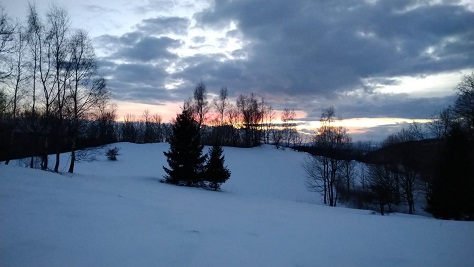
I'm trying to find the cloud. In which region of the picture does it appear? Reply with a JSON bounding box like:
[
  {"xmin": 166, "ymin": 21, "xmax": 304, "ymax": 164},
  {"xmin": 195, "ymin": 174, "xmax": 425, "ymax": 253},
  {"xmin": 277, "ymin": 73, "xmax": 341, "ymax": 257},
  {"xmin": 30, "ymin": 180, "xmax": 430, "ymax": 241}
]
[
  {"xmin": 338, "ymin": 94, "xmax": 457, "ymax": 119},
  {"xmin": 94, "ymin": 0, "xmax": 474, "ymax": 123},
  {"xmin": 117, "ymin": 36, "xmax": 181, "ymax": 62},
  {"xmin": 83, "ymin": 4, "xmax": 120, "ymax": 15},
  {"xmin": 295, "ymin": 92, "xmax": 456, "ymax": 122},
  {"xmin": 196, "ymin": 0, "xmax": 474, "ymax": 95},
  {"xmin": 136, "ymin": 17, "xmax": 190, "ymax": 35},
  {"xmin": 192, "ymin": 36, "xmax": 206, "ymax": 44}
]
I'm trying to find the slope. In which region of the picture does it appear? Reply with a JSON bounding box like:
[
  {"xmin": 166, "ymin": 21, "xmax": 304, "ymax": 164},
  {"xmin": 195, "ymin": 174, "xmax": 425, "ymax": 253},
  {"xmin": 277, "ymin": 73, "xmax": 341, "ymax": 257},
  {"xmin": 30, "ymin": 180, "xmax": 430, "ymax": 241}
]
[{"xmin": 1, "ymin": 143, "xmax": 473, "ymax": 266}]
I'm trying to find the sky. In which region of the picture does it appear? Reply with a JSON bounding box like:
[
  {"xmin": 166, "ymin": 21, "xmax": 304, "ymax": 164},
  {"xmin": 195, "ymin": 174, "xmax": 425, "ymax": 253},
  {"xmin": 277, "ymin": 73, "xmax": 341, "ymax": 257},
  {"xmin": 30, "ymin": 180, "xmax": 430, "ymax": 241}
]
[{"xmin": 2, "ymin": 0, "xmax": 474, "ymax": 141}]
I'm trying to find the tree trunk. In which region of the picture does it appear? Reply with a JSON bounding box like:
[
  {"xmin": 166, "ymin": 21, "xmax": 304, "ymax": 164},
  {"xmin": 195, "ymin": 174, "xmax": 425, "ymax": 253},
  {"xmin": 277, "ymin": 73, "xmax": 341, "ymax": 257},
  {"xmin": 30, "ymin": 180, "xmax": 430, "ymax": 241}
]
[
  {"xmin": 54, "ymin": 132, "xmax": 61, "ymax": 172},
  {"xmin": 68, "ymin": 138, "xmax": 76, "ymax": 173},
  {"xmin": 54, "ymin": 150, "xmax": 60, "ymax": 172},
  {"xmin": 41, "ymin": 137, "xmax": 49, "ymax": 170}
]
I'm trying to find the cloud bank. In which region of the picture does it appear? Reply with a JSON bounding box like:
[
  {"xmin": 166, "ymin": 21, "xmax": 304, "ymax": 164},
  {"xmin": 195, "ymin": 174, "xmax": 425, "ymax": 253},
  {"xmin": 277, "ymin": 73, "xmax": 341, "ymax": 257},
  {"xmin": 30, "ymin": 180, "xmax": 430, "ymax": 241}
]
[{"xmin": 93, "ymin": 0, "xmax": 474, "ymax": 121}]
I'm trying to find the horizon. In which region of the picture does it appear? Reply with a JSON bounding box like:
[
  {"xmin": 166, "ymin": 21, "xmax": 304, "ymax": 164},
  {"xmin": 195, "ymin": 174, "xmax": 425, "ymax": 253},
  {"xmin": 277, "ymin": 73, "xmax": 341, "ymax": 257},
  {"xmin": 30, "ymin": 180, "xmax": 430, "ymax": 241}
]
[{"xmin": 2, "ymin": 0, "xmax": 474, "ymax": 141}]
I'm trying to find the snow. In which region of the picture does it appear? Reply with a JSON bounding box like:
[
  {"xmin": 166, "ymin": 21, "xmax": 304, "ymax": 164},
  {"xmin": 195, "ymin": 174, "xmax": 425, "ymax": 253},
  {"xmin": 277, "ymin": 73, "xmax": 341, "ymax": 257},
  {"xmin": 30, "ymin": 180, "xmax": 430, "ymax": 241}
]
[{"xmin": 1, "ymin": 143, "xmax": 473, "ymax": 266}]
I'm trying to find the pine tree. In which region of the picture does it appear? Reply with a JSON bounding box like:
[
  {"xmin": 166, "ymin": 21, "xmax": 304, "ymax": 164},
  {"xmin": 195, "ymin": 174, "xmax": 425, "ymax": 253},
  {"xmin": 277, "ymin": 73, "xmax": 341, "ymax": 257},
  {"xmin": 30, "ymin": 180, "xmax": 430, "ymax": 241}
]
[
  {"xmin": 163, "ymin": 108, "xmax": 207, "ymax": 186},
  {"xmin": 205, "ymin": 145, "xmax": 231, "ymax": 191}
]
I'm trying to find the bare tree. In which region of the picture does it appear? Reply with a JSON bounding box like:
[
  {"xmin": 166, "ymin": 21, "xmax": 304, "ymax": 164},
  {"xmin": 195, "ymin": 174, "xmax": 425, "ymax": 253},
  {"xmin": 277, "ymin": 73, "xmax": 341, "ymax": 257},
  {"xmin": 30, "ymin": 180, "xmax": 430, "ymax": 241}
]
[
  {"xmin": 152, "ymin": 113, "xmax": 163, "ymax": 142},
  {"xmin": 272, "ymin": 129, "xmax": 284, "ymax": 149},
  {"xmin": 341, "ymin": 159, "xmax": 356, "ymax": 198},
  {"xmin": 262, "ymin": 103, "xmax": 275, "ymax": 144},
  {"xmin": 382, "ymin": 121, "xmax": 425, "ymax": 147},
  {"xmin": 237, "ymin": 93, "xmax": 263, "ymax": 147},
  {"xmin": 9, "ymin": 24, "xmax": 27, "ymax": 119},
  {"xmin": 25, "ymin": 2, "xmax": 41, "ymax": 106},
  {"xmin": 4, "ymin": 23, "xmax": 27, "ymax": 165},
  {"xmin": 25, "ymin": 2, "xmax": 42, "ymax": 168},
  {"xmin": 380, "ymin": 129, "xmax": 422, "ymax": 214},
  {"xmin": 47, "ymin": 4, "xmax": 70, "ymax": 173},
  {"xmin": 281, "ymin": 108, "xmax": 296, "ymax": 147},
  {"xmin": 367, "ymin": 164, "xmax": 398, "ymax": 215},
  {"xmin": 66, "ymin": 29, "xmax": 108, "ymax": 173},
  {"xmin": 141, "ymin": 109, "xmax": 151, "ymax": 143},
  {"xmin": 454, "ymin": 72, "xmax": 474, "ymax": 133},
  {"xmin": 305, "ymin": 107, "xmax": 352, "ymax": 207},
  {"xmin": 213, "ymin": 86, "xmax": 228, "ymax": 125},
  {"xmin": 0, "ymin": 89, "xmax": 6, "ymax": 117},
  {"xmin": 193, "ymin": 81, "xmax": 209, "ymax": 128},
  {"xmin": 37, "ymin": 8, "xmax": 56, "ymax": 170},
  {"xmin": 95, "ymin": 102, "xmax": 116, "ymax": 143},
  {"xmin": 304, "ymin": 154, "xmax": 329, "ymax": 203},
  {"xmin": 0, "ymin": 5, "xmax": 15, "ymax": 83},
  {"xmin": 428, "ymin": 107, "xmax": 456, "ymax": 139},
  {"xmin": 121, "ymin": 114, "xmax": 137, "ymax": 143},
  {"xmin": 226, "ymin": 104, "xmax": 240, "ymax": 146}
]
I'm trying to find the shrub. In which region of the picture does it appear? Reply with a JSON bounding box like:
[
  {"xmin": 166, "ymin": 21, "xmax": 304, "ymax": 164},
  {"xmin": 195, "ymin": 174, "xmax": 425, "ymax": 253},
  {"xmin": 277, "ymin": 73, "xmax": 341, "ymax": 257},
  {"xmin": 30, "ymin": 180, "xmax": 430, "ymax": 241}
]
[{"xmin": 106, "ymin": 147, "xmax": 120, "ymax": 161}]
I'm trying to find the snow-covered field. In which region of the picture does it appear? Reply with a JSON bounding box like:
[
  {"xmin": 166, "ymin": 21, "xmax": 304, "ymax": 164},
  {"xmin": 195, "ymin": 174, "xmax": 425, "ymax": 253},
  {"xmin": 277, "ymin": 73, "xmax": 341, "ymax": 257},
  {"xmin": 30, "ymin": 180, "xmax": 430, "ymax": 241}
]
[{"xmin": 1, "ymin": 143, "xmax": 473, "ymax": 266}]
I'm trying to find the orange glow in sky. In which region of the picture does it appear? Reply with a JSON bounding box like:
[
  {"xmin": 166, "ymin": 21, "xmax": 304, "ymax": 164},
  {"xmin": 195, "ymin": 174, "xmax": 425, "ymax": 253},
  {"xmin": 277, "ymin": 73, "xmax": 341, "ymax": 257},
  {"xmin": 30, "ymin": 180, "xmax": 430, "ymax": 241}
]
[
  {"xmin": 113, "ymin": 101, "xmax": 182, "ymax": 122},
  {"xmin": 114, "ymin": 100, "xmax": 431, "ymax": 140}
]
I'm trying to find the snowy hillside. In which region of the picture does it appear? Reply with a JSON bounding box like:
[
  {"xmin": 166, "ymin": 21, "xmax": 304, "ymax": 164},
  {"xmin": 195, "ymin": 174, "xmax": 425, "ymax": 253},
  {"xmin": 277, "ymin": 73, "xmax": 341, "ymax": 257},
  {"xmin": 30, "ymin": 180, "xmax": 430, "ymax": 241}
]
[{"xmin": 1, "ymin": 143, "xmax": 473, "ymax": 266}]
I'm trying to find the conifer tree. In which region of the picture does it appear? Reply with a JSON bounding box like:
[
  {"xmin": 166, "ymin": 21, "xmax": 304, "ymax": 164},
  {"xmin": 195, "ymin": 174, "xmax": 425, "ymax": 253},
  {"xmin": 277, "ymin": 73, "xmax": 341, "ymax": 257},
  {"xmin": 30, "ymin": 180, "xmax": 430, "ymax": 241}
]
[
  {"xmin": 163, "ymin": 107, "xmax": 206, "ymax": 186},
  {"xmin": 205, "ymin": 145, "xmax": 231, "ymax": 190}
]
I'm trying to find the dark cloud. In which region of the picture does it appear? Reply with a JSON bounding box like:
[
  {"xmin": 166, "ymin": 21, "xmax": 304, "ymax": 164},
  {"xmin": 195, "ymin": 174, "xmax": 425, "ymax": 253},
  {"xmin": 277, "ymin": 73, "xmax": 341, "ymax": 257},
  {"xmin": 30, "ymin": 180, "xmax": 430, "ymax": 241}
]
[
  {"xmin": 136, "ymin": 17, "xmax": 190, "ymax": 35},
  {"xmin": 339, "ymin": 94, "xmax": 457, "ymax": 119},
  {"xmin": 196, "ymin": 0, "xmax": 474, "ymax": 96},
  {"xmin": 102, "ymin": 61, "xmax": 170, "ymax": 102},
  {"xmin": 296, "ymin": 93, "xmax": 456, "ymax": 122},
  {"xmin": 118, "ymin": 36, "xmax": 181, "ymax": 62},
  {"xmin": 95, "ymin": 27, "xmax": 185, "ymax": 103},
  {"xmin": 96, "ymin": 33, "xmax": 182, "ymax": 61},
  {"xmin": 93, "ymin": 0, "xmax": 473, "ymax": 124}
]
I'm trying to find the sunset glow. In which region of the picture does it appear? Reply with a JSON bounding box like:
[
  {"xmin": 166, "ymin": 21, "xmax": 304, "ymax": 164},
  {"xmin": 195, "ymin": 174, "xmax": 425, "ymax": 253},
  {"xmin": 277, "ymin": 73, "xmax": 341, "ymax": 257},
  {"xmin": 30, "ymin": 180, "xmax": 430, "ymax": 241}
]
[{"xmin": 3, "ymin": 0, "xmax": 469, "ymax": 141}]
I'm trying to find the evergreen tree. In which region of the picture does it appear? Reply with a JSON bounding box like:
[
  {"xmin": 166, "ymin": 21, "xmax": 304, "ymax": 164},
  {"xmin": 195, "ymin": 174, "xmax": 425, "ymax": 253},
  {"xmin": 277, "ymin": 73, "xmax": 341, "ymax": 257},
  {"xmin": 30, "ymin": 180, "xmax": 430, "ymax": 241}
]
[
  {"xmin": 205, "ymin": 145, "xmax": 231, "ymax": 190},
  {"xmin": 163, "ymin": 108, "xmax": 206, "ymax": 186}
]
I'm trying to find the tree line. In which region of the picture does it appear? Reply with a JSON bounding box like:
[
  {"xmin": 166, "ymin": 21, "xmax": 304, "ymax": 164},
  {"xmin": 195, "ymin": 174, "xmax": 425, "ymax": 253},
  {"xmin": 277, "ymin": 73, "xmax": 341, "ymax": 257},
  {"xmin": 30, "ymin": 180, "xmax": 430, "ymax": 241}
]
[
  {"xmin": 303, "ymin": 73, "xmax": 474, "ymax": 220},
  {"xmin": 0, "ymin": 4, "xmax": 112, "ymax": 173},
  {"xmin": 182, "ymin": 81, "xmax": 304, "ymax": 148}
]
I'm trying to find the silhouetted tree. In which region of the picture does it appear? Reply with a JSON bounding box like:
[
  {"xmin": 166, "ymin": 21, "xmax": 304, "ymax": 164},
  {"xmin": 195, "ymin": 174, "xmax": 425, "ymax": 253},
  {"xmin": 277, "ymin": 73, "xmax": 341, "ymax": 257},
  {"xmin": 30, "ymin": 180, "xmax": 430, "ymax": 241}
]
[
  {"xmin": 94, "ymin": 102, "xmax": 116, "ymax": 144},
  {"xmin": 225, "ymin": 104, "xmax": 240, "ymax": 146},
  {"xmin": 66, "ymin": 29, "xmax": 108, "ymax": 173},
  {"xmin": 0, "ymin": 5, "xmax": 15, "ymax": 82},
  {"xmin": 193, "ymin": 81, "xmax": 209, "ymax": 128},
  {"xmin": 121, "ymin": 114, "xmax": 137, "ymax": 142},
  {"xmin": 453, "ymin": 72, "xmax": 474, "ymax": 134},
  {"xmin": 142, "ymin": 109, "xmax": 154, "ymax": 143},
  {"xmin": 4, "ymin": 23, "xmax": 27, "ymax": 165},
  {"xmin": 367, "ymin": 164, "xmax": 397, "ymax": 215},
  {"xmin": 428, "ymin": 107, "xmax": 456, "ymax": 139},
  {"xmin": 427, "ymin": 124, "xmax": 474, "ymax": 219},
  {"xmin": 163, "ymin": 107, "xmax": 206, "ymax": 186},
  {"xmin": 204, "ymin": 145, "xmax": 231, "ymax": 190},
  {"xmin": 262, "ymin": 103, "xmax": 275, "ymax": 144},
  {"xmin": 282, "ymin": 108, "xmax": 296, "ymax": 147},
  {"xmin": 213, "ymin": 86, "xmax": 228, "ymax": 126},
  {"xmin": 237, "ymin": 93, "xmax": 262, "ymax": 147},
  {"xmin": 305, "ymin": 107, "xmax": 352, "ymax": 207}
]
